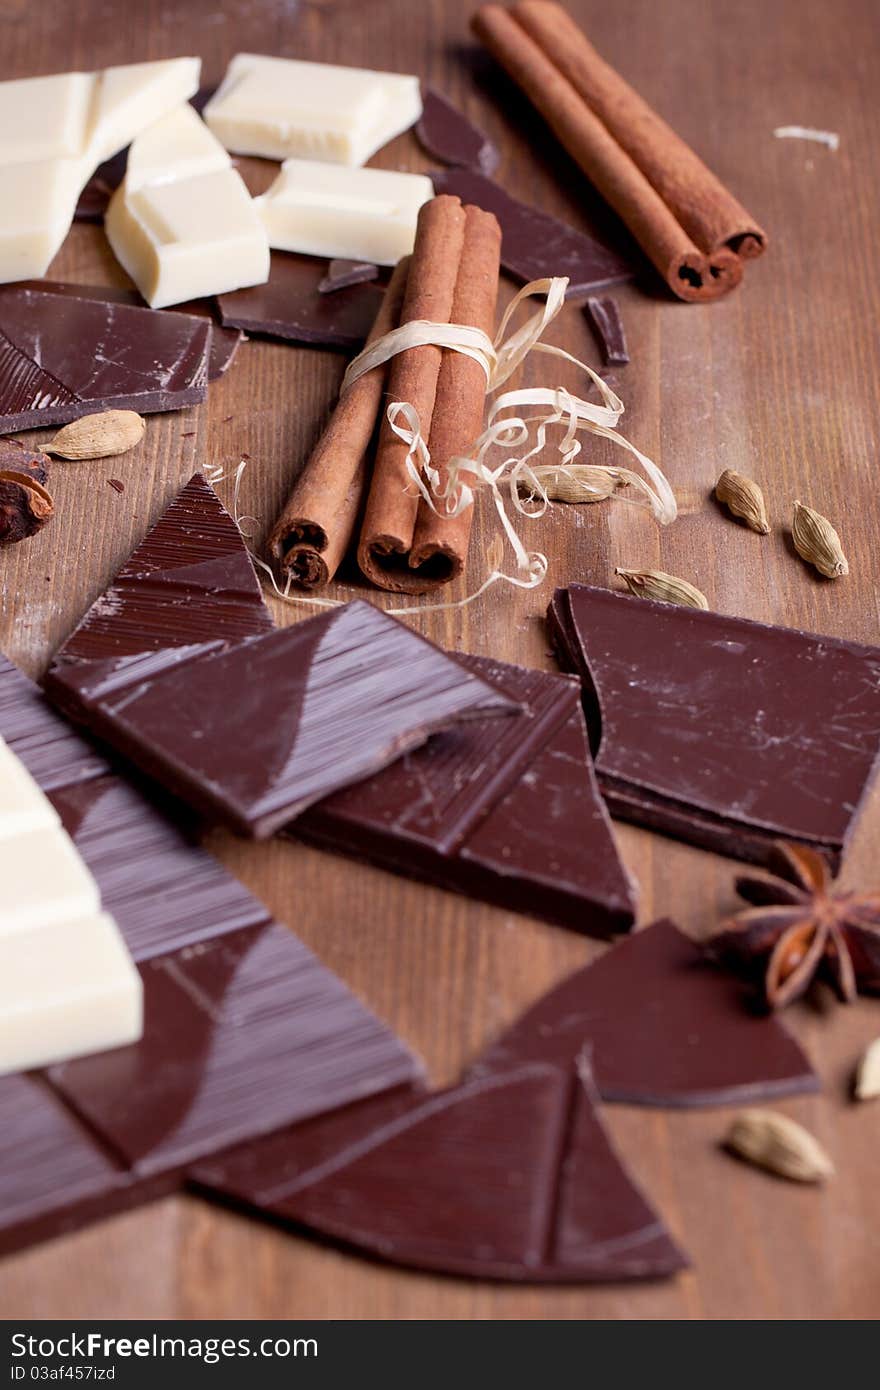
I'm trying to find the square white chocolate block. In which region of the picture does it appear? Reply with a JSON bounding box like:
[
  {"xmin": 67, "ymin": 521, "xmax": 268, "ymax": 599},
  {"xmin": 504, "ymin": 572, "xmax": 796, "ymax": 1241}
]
[
  {"xmin": 204, "ymin": 54, "xmax": 422, "ymax": 166},
  {"xmin": 0, "ymin": 911, "xmax": 143, "ymax": 1076},
  {"xmin": 257, "ymin": 159, "xmax": 433, "ymax": 265},
  {"xmin": 0, "ymin": 738, "xmax": 60, "ymax": 839},
  {"xmin": 0, "ymin": 826, "xmax": 100, "ymax": 936},
  {"xmin": 107, "ymin": 164, "xmax": 270, "ymax": 308},
  {"xmin": 0, "ymin": 72, "xmax": 93, "ymax": 163},
  {"xmin": 0, "ymin": 158, "xmax": 86, "ymax": 283},
  {"xmin": 126, "ymin": 103, "xmax": 230, "ymax": 192},
  {"xmin": 88, "ymin": 57, "xmax": 201, "ymax": 163}
]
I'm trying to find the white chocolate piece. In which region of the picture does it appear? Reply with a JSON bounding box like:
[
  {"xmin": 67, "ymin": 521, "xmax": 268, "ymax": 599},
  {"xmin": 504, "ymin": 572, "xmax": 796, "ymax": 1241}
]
[
  {"xmin": 0, "ymin": 57, "xmax": 201, "ymax": 283},
  {"xmin": 257, "ymin": 159, "xmax": 432, "ymax": 266},
  {"xmin": 0, "ymin": 911, "xmax": 143, "ymax": 1076},
  {"xmin": 204, "ymin": 53, "xmax": 422, "ymax": 167},
  {"xmin": 125, "ymin": 103, "xmax": 229, "ymax": 192},
  {"xmin": 0, "ymin": 737, "xmax": 60, "ymax": 838},
  {"xmin": 106, "ymin": 110, "xmax": 269, "ymax": 308},
  {"xmin": 0, "ymin": 826, "xmax": 100, "ymax": 936}
]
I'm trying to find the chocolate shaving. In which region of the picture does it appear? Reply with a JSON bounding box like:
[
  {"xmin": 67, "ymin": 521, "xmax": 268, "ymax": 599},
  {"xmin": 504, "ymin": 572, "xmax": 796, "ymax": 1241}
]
[{"xmin": 585, "ymin": 295, "xmax": 629, "ymax": 365}]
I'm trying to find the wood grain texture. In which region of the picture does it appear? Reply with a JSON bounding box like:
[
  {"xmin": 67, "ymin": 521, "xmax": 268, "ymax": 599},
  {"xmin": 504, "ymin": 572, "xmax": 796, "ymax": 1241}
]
[{"xmin": 1, "ymin": 0, "xmax": 879, "ymax": 1320}]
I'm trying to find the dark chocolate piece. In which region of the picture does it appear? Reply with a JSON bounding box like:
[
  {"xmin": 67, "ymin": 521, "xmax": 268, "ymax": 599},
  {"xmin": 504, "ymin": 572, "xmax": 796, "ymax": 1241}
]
[
  {"xmin": 0, "ymin": 1072, "xmax": 172, "ymax": 1259},
  {"xmin": 18, "ymin": 280, "xmax": 244, "ymax": 382},
  {"xmin": 585, "ymin": 295, "xmax": 629, "ymax": 365},
  {"xmin": 416, "ymin": 88, "xmax": 500, "ymax": 175},
  {"xmin": 218, "ymin": 252, "xmax": 385, "ymax": 349},
  {"xmin": 471, "ymin": 918, "xmax": 818, "ymax": 1107},
  {"xmin": 431, "ymin": 167, "xmax": 634, "ymax": 295},
  {"xmin": 0, "ymin": 287, "xmax": 210, "ymax": 433},
  {"xmin": 190, "ymin": 1063, "xmax": 687, "ymax": 1282},
  {"xmin": 318, "ymin": 259, "xmax": 380, "ymax": 293},
  {"xmin": 49, "ymin": 921, "xmax": 422, "ymax": 1177},
  {"xmin": 297, "ymin": 654, "xmax": 636, "ymax": 938},
  {"xmin": 46, "ymin": 475, "xmax": 517, "ymax": 837},
  {"xmin": 0, "ymin": 653, "xmax": 108, "ymax": 793},
  {"xmin": 549, "ymin": 584, "xmax": 880, "ymax": 873}
]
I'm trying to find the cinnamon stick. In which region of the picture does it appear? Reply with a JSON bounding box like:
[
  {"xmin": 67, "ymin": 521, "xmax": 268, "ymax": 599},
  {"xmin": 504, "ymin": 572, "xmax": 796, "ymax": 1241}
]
[
  {"xmin": 266, "ymin": 257, "xmax": 410, "ymax": 589},
  {"xmin": 473, "ymin": 2, "xmax": 765, "ymax": 301},
  {"xmin": 409, "ymin": 203, "xmax": 502, "ymax": 583},
  {"xmin": 357, "ymin": 195, "xmax": 468, "ymax": 593}
]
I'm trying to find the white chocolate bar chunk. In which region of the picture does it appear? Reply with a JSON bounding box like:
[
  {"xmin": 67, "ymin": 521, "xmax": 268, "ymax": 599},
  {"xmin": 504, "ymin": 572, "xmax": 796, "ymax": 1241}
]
[
  {"xmin": 0, "ymin": 826, "xmax": 100, "ymax": 936},
  {"xmin": 106, "ymin": 110, "xmax": 269, "ymax": 308},
  {"xmin": 204, "ymin": 53, "xmax": 422, "ymax": 167},
  {"xmin": 0, "ymin": 911, "xmax": 143, "ymax": 1076},
  {"xmin": 257, "ymin": 159, "xmax": 432, "ymax": 266},
  {"xmin": 0, "ymin": 737, "xmax": 60, "ymax": 838},
  {"xmin": 0, "ymin": 56, "xmax": 200, "ymax": 283}
]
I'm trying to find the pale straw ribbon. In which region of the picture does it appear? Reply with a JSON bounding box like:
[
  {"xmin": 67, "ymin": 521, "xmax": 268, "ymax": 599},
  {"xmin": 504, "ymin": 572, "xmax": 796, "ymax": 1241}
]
[{"xmin": 212, "ymin": 276, "xmax": 677, "ymax": 616}]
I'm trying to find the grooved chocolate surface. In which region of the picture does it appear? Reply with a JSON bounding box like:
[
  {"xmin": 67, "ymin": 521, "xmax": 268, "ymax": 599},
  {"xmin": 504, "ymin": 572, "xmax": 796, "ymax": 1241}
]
[
  {"xmin": 0, "ymin": 287, "xmax": 210, "ymax": 432},
  {"xmin": 431, "ymin": 167, "xmax": 634, "ymax": 293},
  {"xmin": 190, "ymin": 1063, "xmax": 687, "ymax": 1282},
  {"xmin": 549, "ymin": 585, "xmax": 880, "ymax": 872},
  {"xmin": 218, "ymin": 253, "xmax": 385, "ymax": 349},
  {"xmin": 297, "ymin": 654, "xmax": 636, "ymax": 937},
  {"xmin": 470, "ymin": 918, "xmax": 818, "ymax": 1107}
]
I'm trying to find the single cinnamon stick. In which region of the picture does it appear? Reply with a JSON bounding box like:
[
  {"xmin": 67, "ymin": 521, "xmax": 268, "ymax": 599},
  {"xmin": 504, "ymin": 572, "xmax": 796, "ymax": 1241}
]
[
  {"xmin": 357, "ymin": 195, "xmax": 468, "ymax": 592},
  {"xmin": 266, "ymin": 257, "xmax": 410, "ymax": 589},
  {"xmin": 472, "ymin": 3, "xmax": 757, "ymax": 301},
  {"xmin": 409, "ymin": 203, "xmax": 502, "ymax": 583}
]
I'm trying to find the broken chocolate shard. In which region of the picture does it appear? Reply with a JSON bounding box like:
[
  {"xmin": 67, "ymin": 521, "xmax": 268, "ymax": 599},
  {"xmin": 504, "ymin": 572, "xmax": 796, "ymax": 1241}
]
[
  {"xmin": 416, "ymin": 88, "xmax": 500, "ymax": 175},
  {"xmin": 431, "ymin": 167, "xmax": 634, "ymax": 294},
  {"xmin": 0, "ymin": 1071, "xmax": 171, "ymax": 1259},
  {"xmin": 297, "ymin": 653, "xmax": 636, "ymax": 938},
  {"xmin": 46, "ymin": 476, "xmax": 517, "ymax": 838},
  {"xmin": 218, "ymin": 252, "xmax": 385, "ymax": 349},
  {"xmin": 18, "ymin": 280, "xmax": 244, "ymax": 382},
  {"xmin": 318, "ymin": 259, "xmax": 380, "ymax": 293},
  {"xmin": 585, "ymin": 295, "xmax": 629, "ymax": 365},
  {"xmin": 49, "ymin": 921, "xmax": 422, "ymax": 1178},
  {"xmin": 190, "ymin": 1062, "xmax": 687, "ymax": 1282},
  {"xmin": 470, "ymin": 918, "xmax": 818, "ymax": 1107},
  {"xmin": 0, "ymin": 287, "xmax": 210, "ymax": 434},
  {"xmin": 549, "ymin": 584, "xmax": 880, "ymax": 873}
]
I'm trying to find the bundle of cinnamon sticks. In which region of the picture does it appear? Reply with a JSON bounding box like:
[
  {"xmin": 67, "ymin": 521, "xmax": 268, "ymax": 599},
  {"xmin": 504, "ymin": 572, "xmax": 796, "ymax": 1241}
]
[
  {"xmin": 267, "ymin": 194, "xmax": 502, "ymax": 596},
  {"xmin": 472, "ymin": 1, "xmax": 766, "ymax": 302}
]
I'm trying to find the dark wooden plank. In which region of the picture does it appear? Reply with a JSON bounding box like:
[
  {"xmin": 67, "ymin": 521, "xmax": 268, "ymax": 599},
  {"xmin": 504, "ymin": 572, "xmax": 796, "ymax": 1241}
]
[{"xmin": 1, "ymin": 0, "xmax": 879, "ymax": 1320}]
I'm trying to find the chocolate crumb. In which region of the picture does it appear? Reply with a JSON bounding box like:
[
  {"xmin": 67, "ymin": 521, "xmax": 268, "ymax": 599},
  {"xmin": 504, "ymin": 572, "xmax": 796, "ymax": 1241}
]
[{"xmin": 108, "ymin": 479, "xmax": 125, "ymax": 494}]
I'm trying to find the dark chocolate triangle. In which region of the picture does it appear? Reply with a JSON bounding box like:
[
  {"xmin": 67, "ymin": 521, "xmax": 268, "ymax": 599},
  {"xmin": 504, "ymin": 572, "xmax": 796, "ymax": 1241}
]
[
  {"xmin": 190, "ymin": 1063, "xmax": 686, "ymax": 1282},
  {"xmin": 470, "ymin": 918, "xmax": 818, "ymax": 1107},
  {"xmin": 416, "ymin": 88, "xmax": 500, "ymax": 175},
  {"xmin": 0, "ymin": 286, "xmax": 210, "ymax": 431},
  {"xmin": 296, "ymin": 654, "xmax": 636, "ymax": 937},
  {"xmin": 549, "ymin": 584, "xmax": 880, "ymax": 872}
]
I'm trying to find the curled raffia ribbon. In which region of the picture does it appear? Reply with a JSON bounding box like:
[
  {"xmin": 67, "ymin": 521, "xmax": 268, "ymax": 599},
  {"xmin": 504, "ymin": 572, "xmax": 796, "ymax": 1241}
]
[{"xmin": 341, "ymin": 275, "xmax": 677, "ymax": 594}]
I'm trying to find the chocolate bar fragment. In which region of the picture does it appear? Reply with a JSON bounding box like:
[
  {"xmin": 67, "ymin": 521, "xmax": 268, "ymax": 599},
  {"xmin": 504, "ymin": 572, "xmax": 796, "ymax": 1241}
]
[
  {"xmin": 17, "ymin": 280, "xmax": 244, "ymax": 382},
  {"xmin": 217, "ymin": 252, "xmax": 385, "ymax": 349},
  {"xmin": 416, "ymin": 88, "xmax": 500, "ymax": 175},
  {"xmin": 46, "ymin": 475, "xmax": 518, "ymax": 838},
  {"xmin": 318, "ymin": 259, "xmax": 380, "ymax": 293},
  {"xmin": 191, "ymin": 1061, "xmax": 687, "ymax": 1282},
  {"xmin": 48, "ymin": 921, "xmax": 421, "ymax": 1177},
  {"xmin": 0, "ymin": 1072, "xmax": 172, "ymax": 1259},
  {"xmin": 296, "ymin": 655, "xmax": 637, "ymax": 938},
  {"xmin": 549, "ymin": 585, "xmax": 880, "ymax": 873},
  {"xmin": 470, "ymin": 918, "xmax": 817, "ymax": 1106},
  {"xmin": 0, "ymin": 286, "xmax": 210, "ymax": 433},
  {"xmin": 584, "ymin": 295, "xmax": 629, "ymax": 365},
  {"xmin": 431, "ymin": 167, "xmax": 634, "ymax": 294}
]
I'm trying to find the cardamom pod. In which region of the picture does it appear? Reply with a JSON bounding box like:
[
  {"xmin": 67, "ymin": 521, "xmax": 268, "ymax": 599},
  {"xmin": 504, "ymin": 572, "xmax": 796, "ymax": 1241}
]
[
  {"xmin": 724, "ymin": 1109, "xmax": 833, "ymax": 1183},
  {"xmin": 521, "ymin": 465, "xmax": 628, "ymax": 504},
  {"xmin": 47, "ymin": 410, "xmax": 145, "ymax": 461},
  {"xmin": 615, "ymin": 567, "xmax": 709, "ymax": 610},
  {"xmin": 792, "ymin": 500, "xmax": 848, "ymax": 578},
  {"xmin": 854, "ymin": 1037, "xmax": 880, "ymax": 1101},
  {"xmin": 715, "ymin": 468, "xmax": 770, "ymax": 534}
]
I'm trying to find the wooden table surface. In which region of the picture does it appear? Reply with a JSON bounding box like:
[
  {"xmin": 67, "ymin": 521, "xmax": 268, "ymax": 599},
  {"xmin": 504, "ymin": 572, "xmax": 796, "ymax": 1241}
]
[{"xmin": 1, "ymin": 0, "xmax": 879, "ymax": 1321}]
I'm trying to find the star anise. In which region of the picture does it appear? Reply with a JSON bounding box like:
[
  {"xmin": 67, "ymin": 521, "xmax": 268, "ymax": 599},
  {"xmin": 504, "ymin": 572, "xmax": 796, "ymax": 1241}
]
[{"xmin": 709, "ymin": 842, "xmax": 880, "ymax": 1010}]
